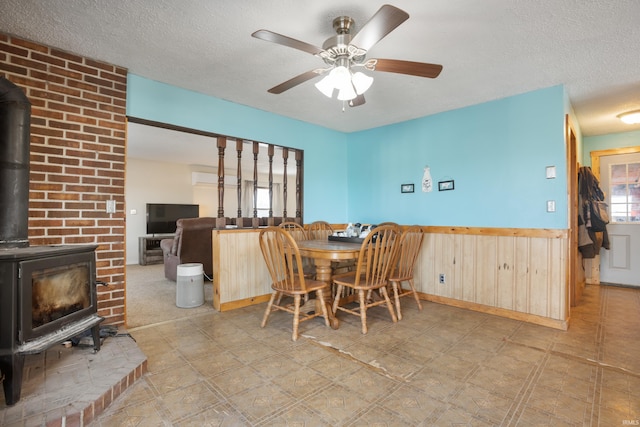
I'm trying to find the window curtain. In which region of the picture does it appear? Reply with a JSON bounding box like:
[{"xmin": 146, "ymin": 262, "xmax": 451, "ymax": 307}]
[
  {"xmin": 272, "ymin": 183, "xmax": 282, "ymax": 216},
  {"xmin": 242, "ymin": 181, "xmax": 282, "ymax": 217},
  {"xmin": 242, "ymin": 180, "xmax": 254, "ymax": 217}
]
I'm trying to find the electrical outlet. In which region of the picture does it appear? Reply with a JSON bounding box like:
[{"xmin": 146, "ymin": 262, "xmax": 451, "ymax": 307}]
[
  {"xmin": 439, "ymin": 273, "xmax": 446, "ymax": 284},
  {"xmin": 546, "ymin": 200, "xmax": 556, "ymax": 212}
]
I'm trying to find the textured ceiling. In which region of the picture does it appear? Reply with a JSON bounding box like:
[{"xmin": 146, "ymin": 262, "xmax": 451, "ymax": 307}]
[{"xmin": 2, "ymin": 0, "xmax": 640, "ymax": 140}]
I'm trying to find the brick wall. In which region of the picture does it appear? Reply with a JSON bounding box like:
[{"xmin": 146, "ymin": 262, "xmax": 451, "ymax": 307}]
[{"xmin": 0, "ymin": 33, "xmax": 127, "ymax": 325}]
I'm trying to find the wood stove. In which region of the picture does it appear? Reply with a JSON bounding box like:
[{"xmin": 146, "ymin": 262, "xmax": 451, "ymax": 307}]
[
  {"xmin": 0, "ymin": 245, "xmax": 103, "ymax": 406},
  {"xmin": 0, "ymin": 77, "xmax": 104, "ymax": 406}
]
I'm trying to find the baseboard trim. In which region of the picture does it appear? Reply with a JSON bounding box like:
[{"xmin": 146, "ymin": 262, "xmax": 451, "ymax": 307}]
[
  {"xmin": 219, "ymin": 290, "xmax": 570, "ymax": 330},
  {"xmin": 419, "ymin": 292, "xmax": 569, "ymax": 331},
  {"xmin": 600, "ymin": 282, "xmax": 640, "ymax": 289},
  {"xmin": 219, "ymin": 294, "xmax": 271, "ymax": 311}
]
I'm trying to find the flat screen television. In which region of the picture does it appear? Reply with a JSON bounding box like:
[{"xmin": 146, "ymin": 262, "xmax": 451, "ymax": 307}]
[{"xmin": 146, "ymin": 203, "xmax": 199, "ymax": 235}]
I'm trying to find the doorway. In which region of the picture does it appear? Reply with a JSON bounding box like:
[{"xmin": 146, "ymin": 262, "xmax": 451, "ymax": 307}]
[
  {"xmin": 591, "ymin": 147, "xmax": 640, "ymax": 288},
  {"xmin": 566, "ymin": 116, "xmax": 581, "ymax": 306}
]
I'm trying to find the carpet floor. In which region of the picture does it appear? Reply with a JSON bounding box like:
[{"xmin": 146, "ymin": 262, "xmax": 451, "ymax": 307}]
[{"xmin": 125, "ymin": 264, "xmax": 216, "ymax": 329}]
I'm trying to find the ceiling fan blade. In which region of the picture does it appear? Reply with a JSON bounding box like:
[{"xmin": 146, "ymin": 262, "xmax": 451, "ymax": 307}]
[
  {"xmin": 350, "ymin": 5, "xmax": 409, "ymax": 52},
  {"xmin": 252, "ymin": 29, "xmax": 325, "ymax": 56},
  {"xmin": 267, "ymin": 70, "xmax": 322, "ymax": 94},
  {"xmin": 367, "ymin": 59, "xmax": 443, "ymax": 78},
  {"xmin": 349, "ymin": 94, "xmax": 366, "ymax": 107}
]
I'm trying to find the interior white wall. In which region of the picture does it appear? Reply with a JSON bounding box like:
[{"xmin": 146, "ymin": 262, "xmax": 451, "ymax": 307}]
[{"xmin": 125, "ymin": 158, "xmax": 194, "ymax": 265}]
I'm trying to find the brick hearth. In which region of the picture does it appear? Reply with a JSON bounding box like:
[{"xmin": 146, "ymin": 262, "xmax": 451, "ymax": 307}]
[{"xmin": 0, "ymin": 330, "xmax": 146, "ymax": 426}]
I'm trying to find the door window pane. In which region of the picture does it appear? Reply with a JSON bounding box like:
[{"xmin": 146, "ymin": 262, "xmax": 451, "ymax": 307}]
[
  {"xmin": 630, "ymin": 184, "xmax": 640, "ymax": 203},
  {"xmin": 611, "ymin": 164, "xmax": 627, "ymax": 184},
  {"xmin": 631, "ymin": 203, "xmax": 640, "ymax": 222},
  {"xmin": 611, "ymin": 184, "xmax": 627, "ymax": 201},
  {"xmin": 609, "ymin": 162, "xmax": 640, "ymax": 223},
  {"xmin": 629, "ymin": 163, "xmax": 640, "ymax": 182}
]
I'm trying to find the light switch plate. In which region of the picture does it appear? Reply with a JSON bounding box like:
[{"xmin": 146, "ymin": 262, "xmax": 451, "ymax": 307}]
[
  {"xmin": 546, "ymin": 166, "xmax": 556, "ymax": 179},
  {"xmin": 106, "ymin": 199, "xmax": 116, "ymax": 213}
]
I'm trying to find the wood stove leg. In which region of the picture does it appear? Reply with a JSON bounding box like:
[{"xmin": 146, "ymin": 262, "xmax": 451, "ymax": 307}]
[
  {"xmin": 91, "ymin": 325, "xmax": 101, "ymax": 352},
  {"xmin": 0, "ymin": 353, "xmax": 25, "ymax": 406}
]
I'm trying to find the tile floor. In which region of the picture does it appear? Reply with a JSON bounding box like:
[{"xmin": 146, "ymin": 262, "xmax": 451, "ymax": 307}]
[{"xmin": 90, "ymin": 283, "xmax": 640, "ymax": 426}]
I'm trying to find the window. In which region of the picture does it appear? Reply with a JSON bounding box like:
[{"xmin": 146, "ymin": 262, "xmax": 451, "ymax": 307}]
[
  {"xmin": 256, "ymin": 187, "xmax": 270, "ymax": 217},
  {"xmin": 609, "ymin": 162, "xmax": 640, "ymax": 223}
]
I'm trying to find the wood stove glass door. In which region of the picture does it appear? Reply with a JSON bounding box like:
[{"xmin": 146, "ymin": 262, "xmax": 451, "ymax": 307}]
[{"xmin": 19, "ymin": 251, "xmax": 96, "ymax": 341}]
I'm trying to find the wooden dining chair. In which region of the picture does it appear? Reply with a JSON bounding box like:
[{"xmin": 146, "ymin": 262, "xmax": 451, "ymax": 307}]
[
  {"xmin": 279, "ymin": 221, "xmax": 307, "ymax": 241},
  {"xmin": 388, "ymin": 225, "xmax": 425, "ymax": 320},
  {"xmin": 259, "ymin": 227, "xmax": 330, "ymax": 341},
  {"xmin": 307, "ymin": 220, "xmax": 334, "ymax": 240},
  {"xmin": 360, "ymin": 222, "xmax": 399, "ymax": 301},
  {"xmin": 332, "ymin": 225, "xmax": 400, "ymax": 334},
  {"xmin": 377, "ymin": 221, "xmax": 400, "ymax": 231},
  {"xmin": 279, "ymin": 221, "xmax": 315, "ymax": 279}
]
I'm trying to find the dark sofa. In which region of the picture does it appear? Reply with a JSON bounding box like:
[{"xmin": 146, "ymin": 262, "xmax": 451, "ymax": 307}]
[{"xmin": 160, "ymin": 217, "xmax": 219, "ymax": 282}]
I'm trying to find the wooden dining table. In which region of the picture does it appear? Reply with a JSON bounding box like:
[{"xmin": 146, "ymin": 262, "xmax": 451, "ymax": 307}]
[{"xmin": 296, "ymin": 238, "xmax": 362, "ymax": 329}]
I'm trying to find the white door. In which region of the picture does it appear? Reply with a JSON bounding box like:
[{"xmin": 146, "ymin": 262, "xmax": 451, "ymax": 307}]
[{"xmin": 598, "ymin": 153, "xmax": 640, "ymax": 287}]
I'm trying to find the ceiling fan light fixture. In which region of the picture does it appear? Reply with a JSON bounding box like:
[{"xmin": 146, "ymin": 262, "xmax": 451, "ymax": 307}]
[
  {"xmin": 314, "ymin": 75, "xmax": 335, "ymax": 97},
  {"xmin": 315, "ymin": 66, "xmax": 372, "ymax": 101},
  {"xmin": 617, "ymin": 110, "xmax": 640, "ymax": 124},
  {"xmin": 351, "ymin": 71, "xmax": 373, "ymax": 95},
  {"xmin": 337, "ymin": 83, "xmax": 357, "ymax": 101},
  {"xmin": 315, "ymin": 65, "xmax": 360, "ymax": 100},
  {"xmin": 331, "ymin": 65, "xmax": 351, "ymax": 88},
  {"xmin": 333, "ymin": 65, "xmax": 357, "ymax": 100}
]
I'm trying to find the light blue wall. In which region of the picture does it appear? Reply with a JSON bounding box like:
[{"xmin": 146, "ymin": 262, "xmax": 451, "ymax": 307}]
[
  {"xmin": 126, "ymin": 74, "xmax": 349, "ymax": 223},
  {"xmin": 127, "ymin": 75, "xmax": 569, "ymax": 228},
  {"xmin": 582, "ymin": 129, "xmax": 640, "ymax": 167},
  {"xmin": 346, "ymin": 86, "xmax": 568, "ymax": 228}
]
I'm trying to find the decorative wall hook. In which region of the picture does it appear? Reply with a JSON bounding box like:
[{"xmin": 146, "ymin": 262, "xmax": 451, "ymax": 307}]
[{"xmin": 422, "ymin": 166, "xmax": 433, "ymax": 193}]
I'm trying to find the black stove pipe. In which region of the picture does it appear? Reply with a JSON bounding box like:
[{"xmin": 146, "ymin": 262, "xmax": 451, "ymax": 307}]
[{"xmin": 0, "ymin": 77, "xmax": 31, "ymax": 249}]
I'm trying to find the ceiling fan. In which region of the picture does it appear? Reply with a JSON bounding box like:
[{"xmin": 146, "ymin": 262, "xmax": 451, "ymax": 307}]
[{"xmin": 251, "ymin": 4, "xmax": 443, "ymax": 107}]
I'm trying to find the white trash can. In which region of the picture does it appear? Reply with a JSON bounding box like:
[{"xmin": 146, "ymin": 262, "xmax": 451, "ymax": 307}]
[{"xmin": 176, "ymin": 263, "xmax": 204, "ymax": 308}]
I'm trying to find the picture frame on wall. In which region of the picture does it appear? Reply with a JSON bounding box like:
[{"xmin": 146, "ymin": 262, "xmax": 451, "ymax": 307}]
[
  {"xmin": 438, "ymin": 180, "xmax": 455, "ymax": 191},
  {"xmin": 401, "ymin": 183, "xmax": 414, "ymax": 193}
]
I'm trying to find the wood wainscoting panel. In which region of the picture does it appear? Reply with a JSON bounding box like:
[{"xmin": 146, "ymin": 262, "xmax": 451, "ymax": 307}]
[
  {"xmin": 212, "ymin": 229, "xmax": 272, "ymax": 311},
  {"xmin": 528, "ymin": 237, "xmax": 551, "ymax": 317},
  {"xmin": 514, "ymin": 236, "xmax": 531, "ymax": 314},
  {"xmin": 550, "ymin": 237, "xmax": 568, "ymax": 319},
  {"xmin": 210, "ymin": 225, "xmax": 569, "ymax": 329},
  {"xmin": 460, "ymin": 233, "xmax": 476, "ymax": 302},
  {"xmin": 415, "ymin": 227, "xmax": 569, "ymax": 329},
  {"xmin": 476, "ymin": 235, "xmax": 498, "ymax": 307},
  {"xmin": 497, "ymin": 235, "xmax": 516, "ymax": 310}
]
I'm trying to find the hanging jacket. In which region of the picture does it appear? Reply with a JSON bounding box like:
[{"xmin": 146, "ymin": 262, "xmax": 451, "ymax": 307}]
[{"xmin": 578, "ymin": 166, "xmax": 610, "ymax": 258}]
